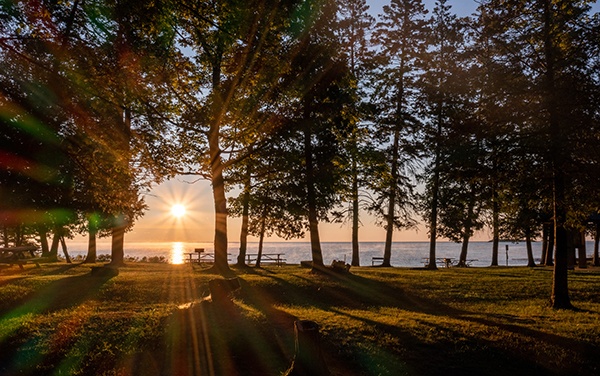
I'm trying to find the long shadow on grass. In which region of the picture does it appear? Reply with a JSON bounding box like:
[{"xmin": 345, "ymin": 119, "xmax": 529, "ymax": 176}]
[
  {"xmin": 0, "ymin": 272, "xmax": 116, "ymax": 376},
  {"xmin": 235, "ymin": 269, "xmax": 598, "ymax": 376},
  {"xmin": 159, "ymin": 296, "xmax": 294, "ymax": 376}
]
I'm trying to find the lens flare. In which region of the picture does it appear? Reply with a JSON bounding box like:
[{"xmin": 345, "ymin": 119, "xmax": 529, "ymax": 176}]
[{"xmin": 171, "ymin": 204, "xmax": 186, "ymax": 218}]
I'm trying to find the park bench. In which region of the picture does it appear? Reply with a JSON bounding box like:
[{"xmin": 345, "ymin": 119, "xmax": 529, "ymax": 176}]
[{"xmin": 372, "ymin": 256, "xmax": 385, "ymax": 266}]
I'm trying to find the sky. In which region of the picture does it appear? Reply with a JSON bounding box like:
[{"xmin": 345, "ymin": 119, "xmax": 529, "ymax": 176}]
[{"xmin": 89, "ymin": 0, "xmax": 597, "ymax": 244}]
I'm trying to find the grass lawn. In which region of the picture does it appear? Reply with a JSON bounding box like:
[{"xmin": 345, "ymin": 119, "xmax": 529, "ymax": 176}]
[{"xmin": 0, "ymin": 262, "xmax": 599, "ymax": 375}]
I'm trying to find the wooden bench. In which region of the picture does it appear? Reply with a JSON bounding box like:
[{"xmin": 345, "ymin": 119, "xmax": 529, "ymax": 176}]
[{"xmin": 372, "ymin": 257, "xmax": 385, "ymax": 266}]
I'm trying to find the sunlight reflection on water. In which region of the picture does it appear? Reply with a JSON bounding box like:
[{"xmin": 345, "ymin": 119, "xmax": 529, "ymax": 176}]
[{"xmin": 170, "ymin": 242, "xmax": 185, "ymax": 264}]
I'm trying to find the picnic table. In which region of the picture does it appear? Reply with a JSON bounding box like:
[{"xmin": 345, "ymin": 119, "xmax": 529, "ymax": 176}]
[
  {"xmin": 184, "ymin": 249, "xmax": 231, "ymax": 266},
  {"xmin": 0, "ymin": 246, "xmax": 48, "ymax": 269},
  {"xmin": 245, "ymin": 253, "xmax": 286, "ymax": 266}
]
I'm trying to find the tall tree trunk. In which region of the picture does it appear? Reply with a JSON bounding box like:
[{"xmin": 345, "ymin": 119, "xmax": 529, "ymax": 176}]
[
  {"xmin": 207, "ymin": 53, "xmax": 230, "ymax": 274},
  {"xmin": 383, "ymin": 126, "xmax": 400, "ymax": 267},
  {"xmin": 458, "ymin": 195, "xmax": 475, "ymax": 267},
  {"xmin": 427, "ymin": 122, "xmax": 441, "ymax": 270},
  {"xmin": 256, "ymin": 212, "xmax": 266, "ymax": 268},
  {"xmin": 15, "ymin": 226, "xmax": 23, "ymax": 246},
  {"xmin": 543, "ymin": 0, "xmax": 572, "ymax": 309},
  {"xmin": 110, "ymin": 217, "xmax": 126, "ymax": 267},
  {"xmin": 526, "ymin": 229, "xmax": 536, "ymax": 267},
  {"xmin": 351, "ymin": 156, "xmax": 360, "ymax": 266},
  {"xmin": 39, "ymin": 229, "xmax": 50, "ymax": 257},
  {"xmin": 577, "ymin": 231, "xmax": 587, "ymax": 269},
  {"xmin": 237, "ymin": 167, "xmax": 251, "ymax": 267},
  {"xmin": 85, "ymin": 226, "xmax": 97, "ymax": 263},
  {"xmin": 545, "ymin": 222, "xmax": 555, "ymax": 266},
  {"xmin": 594, "ymin": 222, "xmax": 600, "ymax": 266},
  {"xmin": 491, "ymin": 185, "xmax": 500, "ymax": 266},
  {"xmin": 304, "ymin": 126, "xmax": 324, "ymax": 270},
  {"xmin": 567, "ymin": 230, "xmax": 576, "ymax": 269},
  {"xmin": 541, "ymin": 223, "xmax": 549, "ymax": 265},
  {"xmin": 49, "ymin": 230, "xmax": 60, "ymax": 261}
]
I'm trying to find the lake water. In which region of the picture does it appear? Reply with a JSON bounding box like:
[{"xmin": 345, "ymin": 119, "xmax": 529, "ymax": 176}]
[{"xmin": 61, "ymin": 240, "xmax": 596, "ymax": 267}]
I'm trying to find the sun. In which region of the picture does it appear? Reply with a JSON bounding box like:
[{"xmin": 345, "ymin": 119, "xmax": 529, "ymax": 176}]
[{"xmin": 170, "ymin": 204, "xmax": 187, "ymax": 218}]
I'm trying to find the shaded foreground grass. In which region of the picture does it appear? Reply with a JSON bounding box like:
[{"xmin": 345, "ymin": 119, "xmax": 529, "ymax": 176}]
[{"xmin": 0, "ymin": 263, "xmax": 599, "ymax": 375}]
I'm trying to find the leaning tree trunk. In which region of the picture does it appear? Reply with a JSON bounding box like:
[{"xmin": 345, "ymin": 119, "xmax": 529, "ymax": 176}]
[{"xmin": 60, "ymin": 236, "xmax": 71, "ymax": 264}]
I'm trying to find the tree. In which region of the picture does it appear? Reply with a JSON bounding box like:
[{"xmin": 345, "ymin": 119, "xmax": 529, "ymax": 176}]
[
  {"xmin": 370, "ymin": 0, "xmax": 427, "ymax": 266},
  {"xmin": 418, "ymin": 0, "xmax": 468, "ymax": 270},
  {"xmin": 334, "ymin": 0, "xmax": 376, "ymax": 266},
  {"xmin": 278, "ymin": 0, "xmax": 355, "ymax": 270},
  {"xmin": 480, "ymin": 0, "xmax": 600, "ymax": 308},
  {"xmin": 174, "ymin": 0, "xmax": 303, "ymax": 274}
]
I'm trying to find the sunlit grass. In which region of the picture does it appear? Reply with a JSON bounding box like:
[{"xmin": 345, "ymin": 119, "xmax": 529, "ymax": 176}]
[{"xmin": 0, "ymin": 263, "xmax": 599, "ymax": 375}]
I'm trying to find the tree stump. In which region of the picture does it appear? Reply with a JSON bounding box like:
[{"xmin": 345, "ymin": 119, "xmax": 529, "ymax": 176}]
[
  {"xmin": 90, "ymin": 266, "xmax": 119, "ymax": 277},
  {"xmin": 285, "ymin": 320, "xmax": 330, "ymax": 376},
  {"xmin": 208, "ymin": 277, "xmax": 241, "ymax": 302}
]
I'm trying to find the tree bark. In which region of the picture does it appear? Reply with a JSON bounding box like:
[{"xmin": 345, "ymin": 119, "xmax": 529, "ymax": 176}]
[
  {"xmin": 427, "ymin": 129, "xmax": 440, "ymax": 270},
  {"xmin": 110, "ymin": 220, "xmax": 126, "ymax": 267},
  {"xmin": 85, "ymin": 226, "xmax": 97, "ymax": 263},
  {"xmin": 351, "ymin": 156, "xmax": 360, "ymax": 266},
  {"xmin": 491, "ymin": 184, "xmax": 500, "ymax": 266},
  {"xmin": 39, "ymin": 229, "xmax": 49, "ymax": 257},
  {"xmin": 594, "ymin": 222, "xmax": 600, "ymax": 266},
  {"xmin": 382, "ymin": 126, "xmax": 400, "ymax": 267},
  {"xmin": 526, "ymin": 229, "xmax": 536, "ymax": 267},
  {"xmin": 577, "ymin": 231, "xmax": 587, "ymax": 269},
  {"xmin": 541, "ymin": 223, "xmax": 548, "ymax": 265},
  {"xmin": 256, "ymin": 213, "xmax": 266, "ymax": 268},
  {"xmin": 207, "ymin": 53, "xmax": 230, "ymax": 274},
  {"xmin": 545, "ymin": 222, "xmax": 555, "ymax": 266},
  {"xmin": 237, "ymin": 167, "xmax": 251, "ymax": 267},
  {"xmin": 543, "ymin": 0, "xmax": 572, "ymax": 309},
  {"xmin": 60, "ymin": 236, "xmax": 71, "ymax": 264},
  {"xmin": 304, "ymin": 125, "xmax": 324, "ymax": 270},
  {"xmin": 458, "ymin": 194, "xmax": 475, "ymax": 267},
  {"xmin": 49, "ymin": 230, "xmax": 60, "ymax": 261}
]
